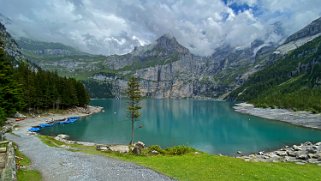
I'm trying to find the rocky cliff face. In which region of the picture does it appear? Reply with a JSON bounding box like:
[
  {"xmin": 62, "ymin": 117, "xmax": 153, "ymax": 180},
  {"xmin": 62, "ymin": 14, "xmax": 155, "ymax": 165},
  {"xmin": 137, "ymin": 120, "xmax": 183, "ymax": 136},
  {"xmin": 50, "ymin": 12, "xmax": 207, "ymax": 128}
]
[
  {"xmin": 284, "ymin": 17, "xmax": 321, "ymax": 44},
  {"xmin": 276, "ymin": 17, "xmax": 321, "ymax": 55},
  {"xmin": 95, "ymin": 35, "xmax": 275, "ymax": 98},
  {"xmin": 0, "ymin": 22, "xmax": 38, "ymax": 69},
  {"xmin": 13, "ymin": 17, "xmax": 321, "ymax": 99}
]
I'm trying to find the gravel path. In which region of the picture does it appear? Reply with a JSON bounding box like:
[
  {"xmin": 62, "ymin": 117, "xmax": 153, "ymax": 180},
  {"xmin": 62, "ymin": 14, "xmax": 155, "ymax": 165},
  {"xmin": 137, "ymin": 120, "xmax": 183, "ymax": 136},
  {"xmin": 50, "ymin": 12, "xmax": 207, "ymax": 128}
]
[{"xmin": 6, "ymin": 128, "xmax": 172, "ymax": 181}]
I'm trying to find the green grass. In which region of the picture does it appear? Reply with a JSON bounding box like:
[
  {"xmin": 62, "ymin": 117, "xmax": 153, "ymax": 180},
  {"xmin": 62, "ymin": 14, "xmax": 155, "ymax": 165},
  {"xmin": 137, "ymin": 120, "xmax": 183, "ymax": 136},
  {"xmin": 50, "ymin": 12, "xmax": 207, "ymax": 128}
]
[
  {"xmin": 15, "ymin": 146, "xmax": 42, "ymax": 181},
  {"xmin": 38, "ymin": 135, "xmax": 321, "ymax": 181}
]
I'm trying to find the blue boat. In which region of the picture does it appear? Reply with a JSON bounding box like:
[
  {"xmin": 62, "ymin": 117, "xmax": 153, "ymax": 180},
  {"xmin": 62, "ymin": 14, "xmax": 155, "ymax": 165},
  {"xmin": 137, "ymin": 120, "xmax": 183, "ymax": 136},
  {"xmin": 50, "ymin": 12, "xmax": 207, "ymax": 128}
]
[
  {"xmin": 59, "ymin": 117, "xmax": 80, "ymax": 124},
  {"xmin": 28, "ymin": 127, "xmax": 40, "ymax": 132},
  {"xmin": 38, "ymin": 123, "xmax": 53, "ymax": 128}
]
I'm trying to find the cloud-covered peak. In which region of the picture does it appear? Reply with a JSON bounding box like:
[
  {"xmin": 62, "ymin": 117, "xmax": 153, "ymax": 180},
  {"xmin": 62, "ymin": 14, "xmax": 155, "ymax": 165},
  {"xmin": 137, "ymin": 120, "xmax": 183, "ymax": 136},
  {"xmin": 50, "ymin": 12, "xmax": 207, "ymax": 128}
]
[{"xmin": 0, "ymin": 0, "xmax": 320, "ymax": 56}]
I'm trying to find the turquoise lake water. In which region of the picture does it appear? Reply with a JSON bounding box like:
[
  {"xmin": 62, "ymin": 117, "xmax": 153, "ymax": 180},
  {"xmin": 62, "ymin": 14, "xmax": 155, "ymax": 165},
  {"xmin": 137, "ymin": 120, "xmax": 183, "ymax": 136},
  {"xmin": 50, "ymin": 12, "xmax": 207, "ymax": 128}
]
[{"xmin": 39, "ymin": 99, "xmax": 321, "ymax": 155}]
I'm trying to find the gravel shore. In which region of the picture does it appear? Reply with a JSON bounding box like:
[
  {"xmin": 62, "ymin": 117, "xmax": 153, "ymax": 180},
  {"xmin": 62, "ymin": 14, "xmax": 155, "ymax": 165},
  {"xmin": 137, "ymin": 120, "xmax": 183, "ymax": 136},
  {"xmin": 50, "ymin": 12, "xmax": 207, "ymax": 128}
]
[
  {"xmin": 234, "ymin": 103, "xmax": 321, "ymax": 129},
  {"xmin": 5, "ymin": 106, "xmax": 173, "ymax": 181}
]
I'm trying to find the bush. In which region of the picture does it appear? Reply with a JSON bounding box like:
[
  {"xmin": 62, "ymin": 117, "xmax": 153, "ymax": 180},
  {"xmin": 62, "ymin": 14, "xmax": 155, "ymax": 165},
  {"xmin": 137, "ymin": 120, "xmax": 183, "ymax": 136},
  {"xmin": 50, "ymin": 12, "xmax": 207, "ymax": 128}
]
[
  {"xmin": 147, "ymin": 145, "xmax": 166, "ymax": 155},
  {"xmin": 0, "ymin": 108, "xmax": 6, "ymax": 125},
  {"xmin": 165, "ymin": 145, "xmax": 197, "ymax": 155}
]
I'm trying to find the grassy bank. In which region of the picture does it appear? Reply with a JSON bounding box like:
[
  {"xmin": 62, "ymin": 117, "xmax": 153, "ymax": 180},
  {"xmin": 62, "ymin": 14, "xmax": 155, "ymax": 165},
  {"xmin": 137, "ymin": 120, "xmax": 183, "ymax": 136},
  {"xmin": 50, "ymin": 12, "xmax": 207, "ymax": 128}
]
[
  {"xmin": 38, "ymin": 135, "xmax": 321, "ymax": 181},
  {"xmin": 15, "ymin": 146, "xmax": 42, "ymax": 181}
]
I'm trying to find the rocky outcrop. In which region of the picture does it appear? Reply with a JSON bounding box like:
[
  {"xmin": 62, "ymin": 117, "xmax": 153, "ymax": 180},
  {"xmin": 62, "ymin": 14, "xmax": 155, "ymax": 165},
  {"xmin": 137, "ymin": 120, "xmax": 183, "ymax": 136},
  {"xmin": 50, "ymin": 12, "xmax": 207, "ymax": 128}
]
[
  {"xmin": 284, "ymin": 17, "xmax": 321, "ymax": 44},
  {"xmin": 239, "ymin": 142, "xmax": 321, "ymax": 166},
  {"xmin": 0, "ymin": 22, "xmax": 38, "ymax": 70},
  {"xmin": 276, "ymin": 17, "xmax": 321, "ymax": 55}
]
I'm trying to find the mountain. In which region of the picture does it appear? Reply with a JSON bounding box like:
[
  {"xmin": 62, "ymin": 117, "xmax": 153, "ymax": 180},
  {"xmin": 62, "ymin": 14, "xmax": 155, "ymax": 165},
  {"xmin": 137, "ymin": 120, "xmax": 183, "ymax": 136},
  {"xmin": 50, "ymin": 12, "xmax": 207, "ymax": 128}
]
[
  {"xmin": 276, "ymin": 17, "xmax": 321, "ymax": 55},
  {"xmin": 229, "ymin": 21, "xmax": 321, "ymax": 112},
  {"xmin": 14, "ymin": 17, "xmax": 321, "ymax": 99},
  {"xmin": 17, "ymin": 37, "xmax": 86, "ymax": 56},
  {"xmin": 0, "ymin": 22, "xmax": 38, "ymax": 69},
  {"xmin": 14, "ymin": 34, "xmax": 276, "ymax": 98}
]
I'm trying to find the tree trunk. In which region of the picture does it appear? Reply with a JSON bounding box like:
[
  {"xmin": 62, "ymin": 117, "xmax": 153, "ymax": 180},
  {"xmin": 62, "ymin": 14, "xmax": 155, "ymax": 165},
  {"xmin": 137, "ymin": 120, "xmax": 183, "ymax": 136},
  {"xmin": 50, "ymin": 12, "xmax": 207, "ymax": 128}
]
[{"xmin": 130, "ymin": 113, "xmax": 134, "ymax": 145}]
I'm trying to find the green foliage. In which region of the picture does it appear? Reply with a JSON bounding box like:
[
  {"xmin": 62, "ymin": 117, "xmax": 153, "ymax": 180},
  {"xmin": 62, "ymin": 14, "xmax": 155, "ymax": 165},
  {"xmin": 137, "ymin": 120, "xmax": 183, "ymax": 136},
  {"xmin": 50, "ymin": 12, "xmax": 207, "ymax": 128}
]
[
  {"xmin": 146, "ymin": 145, "xmax": 167, "ymax": 155},
  {"xmin": 127, "ymin": 76, "xmax": 142, "ymax": 144},
  {"xmin": 0, "ymin": 48, "xmax": 24, "ymax": 124},
  {"xmin": 15, "ymin": 64, "xmax": 90, "ymax": 109},
  {"xmin": 0, "ymin": 46, "xmax": 90, "ymax": 123},
  {"xmin": 83, "ymin": 79, "xmax": 115, "ymax": 98},
  {"xmin": 164, "ymin": 145, "xmax": 198, "ymax": 155},
  {"xmin": 0, "ymin": 108, "xmax": 6, "ymax": 123},
  {"xmin": 15, "ymin": 146, "xmax": 42, "ymax": 181},
  {"xmin": 229, "ymin": 35, "xmax": 321, "ymax": 112}
]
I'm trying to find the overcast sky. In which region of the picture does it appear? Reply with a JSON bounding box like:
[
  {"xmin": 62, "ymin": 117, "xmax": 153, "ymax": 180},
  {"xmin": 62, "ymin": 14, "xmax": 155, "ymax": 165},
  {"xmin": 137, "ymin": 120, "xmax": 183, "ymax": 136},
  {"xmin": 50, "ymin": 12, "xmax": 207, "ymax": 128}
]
[{"xmin": 0, "ymin": 0, "xmax": 321, "ymax": 56}]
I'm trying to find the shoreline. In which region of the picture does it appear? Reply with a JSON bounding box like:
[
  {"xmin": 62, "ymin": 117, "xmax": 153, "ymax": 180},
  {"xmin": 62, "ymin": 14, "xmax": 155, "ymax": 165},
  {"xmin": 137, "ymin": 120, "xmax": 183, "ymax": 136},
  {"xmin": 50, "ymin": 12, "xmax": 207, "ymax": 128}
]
[
  {"xmin": 234, "ymin": 103, "xmax": 321, "ymax": 130},
  {"xmin": 6, "ymin": 105, "xmax": 103, "ymax": 134}
]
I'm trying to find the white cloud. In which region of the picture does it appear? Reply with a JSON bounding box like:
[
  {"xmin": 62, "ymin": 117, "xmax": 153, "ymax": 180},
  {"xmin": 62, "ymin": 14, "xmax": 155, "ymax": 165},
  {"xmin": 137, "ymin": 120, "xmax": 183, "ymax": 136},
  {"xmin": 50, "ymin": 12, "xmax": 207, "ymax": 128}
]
[{"xmin": 0, "ymin": 0, "xmax": 320, "ymax": 56}]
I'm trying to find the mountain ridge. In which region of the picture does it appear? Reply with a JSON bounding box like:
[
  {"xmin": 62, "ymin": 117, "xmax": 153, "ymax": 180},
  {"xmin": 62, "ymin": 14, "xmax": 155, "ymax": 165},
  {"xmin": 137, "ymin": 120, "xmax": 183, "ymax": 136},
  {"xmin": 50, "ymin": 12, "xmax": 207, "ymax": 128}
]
[{"xmin": 6, "ymin": 16, "xmax": 321, "ymax": 99}]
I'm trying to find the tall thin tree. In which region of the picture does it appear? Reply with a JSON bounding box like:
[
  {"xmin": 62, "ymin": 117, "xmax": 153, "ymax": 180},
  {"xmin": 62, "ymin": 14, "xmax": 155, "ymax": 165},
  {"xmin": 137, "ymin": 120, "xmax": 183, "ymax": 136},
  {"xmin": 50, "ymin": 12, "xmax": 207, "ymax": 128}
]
[{"xmin": 126, "ymin": 76, "xmax": 142, "ymax": 145}]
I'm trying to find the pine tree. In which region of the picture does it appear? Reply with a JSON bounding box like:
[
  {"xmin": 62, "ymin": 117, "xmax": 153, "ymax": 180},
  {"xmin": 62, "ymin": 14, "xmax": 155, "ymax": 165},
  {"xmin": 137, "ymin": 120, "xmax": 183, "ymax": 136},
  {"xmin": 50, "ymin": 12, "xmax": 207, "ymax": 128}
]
[{"xmin": 126, "ymin": 76, "xmax": 142, "ymax": 145}]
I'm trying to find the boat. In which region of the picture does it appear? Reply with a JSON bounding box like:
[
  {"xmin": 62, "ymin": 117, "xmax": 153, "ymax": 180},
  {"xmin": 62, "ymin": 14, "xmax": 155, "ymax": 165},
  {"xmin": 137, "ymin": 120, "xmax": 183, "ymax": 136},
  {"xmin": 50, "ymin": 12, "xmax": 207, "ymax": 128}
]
[
  {"xmin": 38, "ymin": 123, "xmax": 53, "ymax": 128},
  {"xmin": 28, "ymin": 127, "xmax": 41, "ymax": 132}
]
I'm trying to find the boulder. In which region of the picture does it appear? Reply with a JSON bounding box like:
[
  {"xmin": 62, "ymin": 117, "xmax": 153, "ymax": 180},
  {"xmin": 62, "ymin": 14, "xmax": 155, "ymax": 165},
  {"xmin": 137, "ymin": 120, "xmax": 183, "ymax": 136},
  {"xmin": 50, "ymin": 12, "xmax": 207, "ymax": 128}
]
[
  {"xmin": 304, "ymin": 141, "xmax": 312, "ymax": 146},
  {"xmin": 96, "ymin": 144, "xmax": 110, "ymax": 152},
  {"xmin": 109, "ymin": 145, "xmax": 129, "ymax": 153},
  {"xmin": 296, "ymin": 152, "xmax": 308, "ymax": 160},
  {"xmin": 14, "ymin": 112, "xmax": 26, "ymax": 118},
  {"xmin": 307, "ymin": 147, "xmax": 317, "ymax": 154},
  {"xmin": 135, "ymin": 141, "xmax": 145, "ymax": 149},
  {"xmin": 287, "ymin": 151, "xmax": 296, "ymax": 157},
  {"xmin": 56, "ymin": 134, "xmax": 70, "ymax": 140},
  {"xmin": 293, "ymin": 145, "xmax": 302, "ymax": 151},
  {"xmin": 132, "ymin": 146, "xmax": 142, "ymax": 155},
  {"xmin": 308, "ymin": 158, "xmax": 319, "ymax": 164},
  {"xmin": 275, "ymin": 151, "xmax": 287, "ymax": 156}
]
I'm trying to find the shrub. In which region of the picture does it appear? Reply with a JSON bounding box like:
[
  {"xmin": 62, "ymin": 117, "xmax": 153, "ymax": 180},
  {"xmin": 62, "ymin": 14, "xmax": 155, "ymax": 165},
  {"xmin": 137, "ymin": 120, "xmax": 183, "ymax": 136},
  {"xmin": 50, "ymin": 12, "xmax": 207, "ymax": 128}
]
[
  {"xmin": 165, "ymin": 145, "xmax": 197, "ymax": 155},
  {"xmin": 147, "ymin": 145, "xmax": 166, "ymax": 155}
]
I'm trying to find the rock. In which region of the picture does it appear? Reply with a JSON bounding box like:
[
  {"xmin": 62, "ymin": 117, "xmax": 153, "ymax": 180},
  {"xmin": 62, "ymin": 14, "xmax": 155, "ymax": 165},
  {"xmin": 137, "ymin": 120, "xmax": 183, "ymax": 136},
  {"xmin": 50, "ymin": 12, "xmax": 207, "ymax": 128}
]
[
  {"xmin": 132, "ymin": 146, "xmax": 142, "ymax": 155},
  {"xmin": 296, "ymin": 152, "xmax": 308, "ymax": 160},
  {"xmin": 109, "ymin": 145, "xmax": 129, "ymax": 153},
  {"xmin": 307, "ymin": 148, "xmax": 317, "ymax": 154},
  {"xmin": 284, "ymin": 156, "xmax": 297, "ymax": 162},
  {"xmin": 150, "ymin": 150, "xmax": 159, "ymax": 155},
  {"xmin": 258, "ymin": 151, "xmax": 264, "ymax": 155},
  {"xmin": 287, "ymin": 151, "xmax": 297, "ymax": 157},
  {"xmin": 135, "ymin": 141, "xmax": 145, "ymax": 149},
  {"xmin": 194, "ymin": 152, "xmax": 200, "ymax": 155},
  {"xmin": 237, "ymin": 151, "xmax": 242, "ymax": 154},
  {"xmin": 96, "ymin": 145, "xmax": 110, "ymax": 152},
  {"xmin": 14, "ymin": 112, "xmax": 26, "ymax": 118},
  {"xmin": 293, "ymin": 145, "xmax": 302, "ymax": 151},
  {"xmin": 56, "ymin": 134, "xmax": 70, "ymax": 140},
  {"xmin": 275, "ymin": 151, "xmax": 287, "ymax": 156},
  {"xmin": 308, "ymin": 158, "xmax": 319, "ymax": 164},
  {"xmin": 316, "ymin": 142, "xmax": 321, "ymax": 146},
  {"xmin": 295, "ymin": 162, "xmax": 305, "ymax": 165},
  {"xmin": 304, "ymin": 141, "xmax": 312, "ymax": 146}
]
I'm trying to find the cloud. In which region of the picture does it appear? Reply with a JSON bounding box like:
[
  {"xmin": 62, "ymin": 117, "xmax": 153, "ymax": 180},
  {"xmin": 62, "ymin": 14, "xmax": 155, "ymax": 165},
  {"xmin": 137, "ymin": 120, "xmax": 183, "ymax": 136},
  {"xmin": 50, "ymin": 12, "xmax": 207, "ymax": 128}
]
[{"xmin": 0, "ymin": 0, "xmax": 320, "ymax": 56}]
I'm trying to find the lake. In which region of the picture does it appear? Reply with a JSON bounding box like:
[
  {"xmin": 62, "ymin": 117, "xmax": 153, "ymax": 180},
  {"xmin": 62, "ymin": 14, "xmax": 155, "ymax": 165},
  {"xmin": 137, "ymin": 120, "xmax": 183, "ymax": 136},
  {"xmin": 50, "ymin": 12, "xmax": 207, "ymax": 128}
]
[{"xmin": 39, "ymin": 99, "xmax": 321, "ymax": 155}]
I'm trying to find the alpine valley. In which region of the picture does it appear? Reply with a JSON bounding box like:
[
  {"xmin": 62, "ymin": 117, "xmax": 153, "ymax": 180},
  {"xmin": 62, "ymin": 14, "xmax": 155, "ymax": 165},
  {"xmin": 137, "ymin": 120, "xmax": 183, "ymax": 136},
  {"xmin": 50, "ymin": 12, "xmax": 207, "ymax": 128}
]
[{"xmin": 2, "ymin": 16, "xmax": 321, "ymax": 112}]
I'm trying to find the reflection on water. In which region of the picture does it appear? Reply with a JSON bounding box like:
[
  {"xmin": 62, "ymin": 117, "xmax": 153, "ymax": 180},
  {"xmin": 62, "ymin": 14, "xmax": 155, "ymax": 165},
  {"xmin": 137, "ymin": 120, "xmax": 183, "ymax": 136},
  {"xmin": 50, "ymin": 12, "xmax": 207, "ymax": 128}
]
[{"xmin": 39, "ymin": 99, "xmax": 321, "ymax": 155}]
